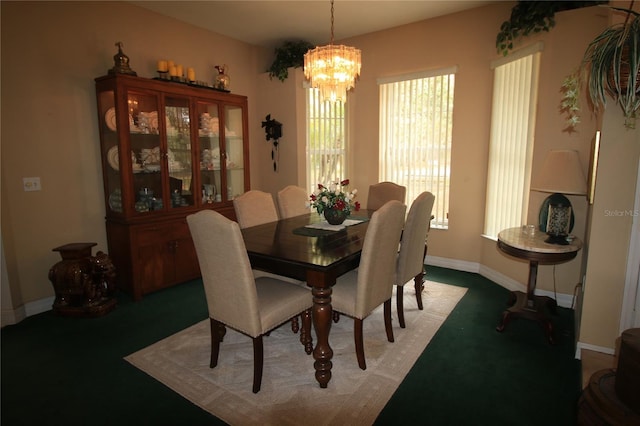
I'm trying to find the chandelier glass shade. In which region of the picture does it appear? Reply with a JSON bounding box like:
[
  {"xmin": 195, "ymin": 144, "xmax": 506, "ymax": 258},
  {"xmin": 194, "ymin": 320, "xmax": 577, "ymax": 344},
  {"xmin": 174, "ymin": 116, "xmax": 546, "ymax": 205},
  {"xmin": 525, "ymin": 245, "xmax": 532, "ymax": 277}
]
[{"xmin": 304, "ymin": 1, "xmax": 361, "ymax": 103}]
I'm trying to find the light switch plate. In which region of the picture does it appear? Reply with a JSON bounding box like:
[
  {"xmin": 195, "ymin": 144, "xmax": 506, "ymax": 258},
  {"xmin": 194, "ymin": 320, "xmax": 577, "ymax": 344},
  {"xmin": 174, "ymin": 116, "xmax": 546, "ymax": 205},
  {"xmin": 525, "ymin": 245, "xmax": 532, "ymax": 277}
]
[{"xmin": 23, "ymin": 177, "xmax": 41, "ymax": 192}]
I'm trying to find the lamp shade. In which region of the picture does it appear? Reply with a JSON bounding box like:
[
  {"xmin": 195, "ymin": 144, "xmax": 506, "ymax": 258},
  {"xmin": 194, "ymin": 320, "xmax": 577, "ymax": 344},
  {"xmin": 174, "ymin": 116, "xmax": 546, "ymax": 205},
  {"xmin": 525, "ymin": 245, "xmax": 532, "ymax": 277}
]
[{"xmin": 531, "ymin": 149, "xmax": 587, "ymax": 195}]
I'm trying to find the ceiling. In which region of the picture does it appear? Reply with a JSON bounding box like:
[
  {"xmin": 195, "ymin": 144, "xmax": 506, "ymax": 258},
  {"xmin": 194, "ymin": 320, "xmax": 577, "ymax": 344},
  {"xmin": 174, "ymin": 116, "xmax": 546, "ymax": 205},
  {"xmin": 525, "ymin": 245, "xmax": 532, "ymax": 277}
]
[{"xmin": 131, "ymin": 1, "xmax": 499, "ymax": 49}]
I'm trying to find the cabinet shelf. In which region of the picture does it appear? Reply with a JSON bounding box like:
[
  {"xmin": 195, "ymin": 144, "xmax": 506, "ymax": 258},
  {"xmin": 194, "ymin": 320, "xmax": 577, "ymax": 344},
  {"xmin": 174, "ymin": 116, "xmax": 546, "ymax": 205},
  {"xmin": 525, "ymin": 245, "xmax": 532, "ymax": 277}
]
[{"xmin": 95, "ymin": 74, "xmax": 250, "ymax": 300}]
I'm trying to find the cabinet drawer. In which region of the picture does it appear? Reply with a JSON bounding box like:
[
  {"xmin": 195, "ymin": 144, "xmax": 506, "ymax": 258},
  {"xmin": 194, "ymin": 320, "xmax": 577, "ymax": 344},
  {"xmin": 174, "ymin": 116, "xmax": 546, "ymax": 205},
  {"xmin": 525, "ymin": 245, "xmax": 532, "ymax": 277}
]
[{"xmin": 135, "ymin": 220, "xmax": 190, "ymax": 245}]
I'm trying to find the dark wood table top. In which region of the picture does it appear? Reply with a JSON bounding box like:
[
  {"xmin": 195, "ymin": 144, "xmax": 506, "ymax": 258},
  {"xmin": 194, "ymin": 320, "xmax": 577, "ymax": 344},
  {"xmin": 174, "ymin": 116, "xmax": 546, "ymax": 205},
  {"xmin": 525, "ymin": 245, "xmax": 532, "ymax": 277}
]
[{"xmin": 241, "ymin": 211, "xmax": 374, "ymax": 284}]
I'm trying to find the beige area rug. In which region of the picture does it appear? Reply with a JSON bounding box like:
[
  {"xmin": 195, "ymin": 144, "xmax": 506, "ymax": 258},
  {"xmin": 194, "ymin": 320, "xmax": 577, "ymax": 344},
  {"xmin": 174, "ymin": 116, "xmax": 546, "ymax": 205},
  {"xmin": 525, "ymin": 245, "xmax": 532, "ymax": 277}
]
[{"xmin": 125, "ymin": 281, "xmax": 466, "ymax": 426}]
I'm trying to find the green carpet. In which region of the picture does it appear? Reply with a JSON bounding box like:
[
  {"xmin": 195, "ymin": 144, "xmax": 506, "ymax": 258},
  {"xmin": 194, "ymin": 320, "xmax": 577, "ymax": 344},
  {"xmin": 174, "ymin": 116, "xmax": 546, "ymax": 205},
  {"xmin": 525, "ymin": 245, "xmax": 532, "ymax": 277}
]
[{"xmin": 1, "ymin": 266, "xmax": 581, "ymax": 425}]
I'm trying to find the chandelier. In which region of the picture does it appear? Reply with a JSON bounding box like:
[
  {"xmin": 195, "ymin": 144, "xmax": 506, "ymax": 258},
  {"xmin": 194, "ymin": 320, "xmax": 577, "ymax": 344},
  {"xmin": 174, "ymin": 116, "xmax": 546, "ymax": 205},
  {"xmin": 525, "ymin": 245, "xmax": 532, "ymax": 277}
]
[{"xmin": 304, "ymin": 0, "xmax": 361, "ymax": 103}]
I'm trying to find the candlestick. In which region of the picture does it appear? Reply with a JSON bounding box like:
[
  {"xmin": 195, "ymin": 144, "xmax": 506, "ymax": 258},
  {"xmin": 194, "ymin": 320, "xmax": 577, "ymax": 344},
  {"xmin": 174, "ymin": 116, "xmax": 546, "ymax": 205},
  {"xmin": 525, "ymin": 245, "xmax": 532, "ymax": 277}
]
[
  {"xmin": 187, "ymin": 67, "xmax": 195, "ymax": 82},
  {"xmin": 157, "ymin": 60, "xmax": 168, "ymax": 72}
]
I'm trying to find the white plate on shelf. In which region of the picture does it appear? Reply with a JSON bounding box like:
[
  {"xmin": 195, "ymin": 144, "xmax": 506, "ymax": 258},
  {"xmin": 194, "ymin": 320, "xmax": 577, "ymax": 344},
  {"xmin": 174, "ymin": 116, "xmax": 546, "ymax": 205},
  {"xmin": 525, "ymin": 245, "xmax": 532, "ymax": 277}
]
[
  {"xmin": 105, "ymin": 107, "xmax": 117, "ymax": 131},
  {"xmin": 106, "ymin": 146, "xmax": 136, "ymax": 171}
]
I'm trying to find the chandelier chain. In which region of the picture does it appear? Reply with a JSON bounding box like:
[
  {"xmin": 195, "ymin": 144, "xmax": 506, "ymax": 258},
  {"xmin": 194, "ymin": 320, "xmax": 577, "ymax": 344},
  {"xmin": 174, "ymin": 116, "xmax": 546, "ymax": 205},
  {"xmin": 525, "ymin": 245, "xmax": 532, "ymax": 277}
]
[{"xmin": 330, "ymin": 0, "xmax": 335, "ymax": 45}]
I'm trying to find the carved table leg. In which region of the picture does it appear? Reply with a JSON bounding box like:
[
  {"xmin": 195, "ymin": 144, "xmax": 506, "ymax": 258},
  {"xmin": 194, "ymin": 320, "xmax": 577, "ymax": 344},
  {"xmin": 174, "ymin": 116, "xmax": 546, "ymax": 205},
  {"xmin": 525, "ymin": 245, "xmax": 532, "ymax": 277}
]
[{"xmin": 311, "ymin": 285, "xmax": 333, "ymax": 388}]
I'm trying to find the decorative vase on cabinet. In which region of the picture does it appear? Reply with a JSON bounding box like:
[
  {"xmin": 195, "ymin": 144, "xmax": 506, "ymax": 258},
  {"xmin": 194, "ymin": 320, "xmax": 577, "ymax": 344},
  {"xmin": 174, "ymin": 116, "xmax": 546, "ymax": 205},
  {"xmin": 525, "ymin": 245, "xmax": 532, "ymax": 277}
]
[{"xmin": 95, "ymin": 74, "xmax": 250, "ymax": 300}]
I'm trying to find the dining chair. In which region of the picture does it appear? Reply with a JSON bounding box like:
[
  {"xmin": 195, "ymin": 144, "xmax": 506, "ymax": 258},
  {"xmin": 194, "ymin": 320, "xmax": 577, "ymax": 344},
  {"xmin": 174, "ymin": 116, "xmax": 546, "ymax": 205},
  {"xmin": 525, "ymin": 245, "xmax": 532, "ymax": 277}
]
[
  {"xmin": 233, "ymin": 189, "xmax": 307, "ymax": 315},
  {"xmin": 233, "ymin": 190, "xmax": 279, "ymax": 229},
  {"xmin": 276, "ymin": 185, "xmax": 310, "ymax": 219},
  {"xmin": 395, "ymin": 191, "xmax": 435, "ymax": 328},
  {"xmin": 367, "ymin": 181, "xmax": 406, "ymax": 211},
  {"xmin": 331, "ymin": 200, "xmax": 406, "ymax": 370},
  {"xmin": 186, "ymin": 210, "xmax": 313, "ymax": 393}
]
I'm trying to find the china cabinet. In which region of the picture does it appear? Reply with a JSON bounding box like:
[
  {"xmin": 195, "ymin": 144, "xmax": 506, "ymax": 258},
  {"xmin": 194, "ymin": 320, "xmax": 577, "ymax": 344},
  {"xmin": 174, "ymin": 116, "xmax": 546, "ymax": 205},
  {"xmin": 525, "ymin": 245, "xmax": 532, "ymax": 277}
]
[{"xmin": 95, "ymin": 74, "xmax": 250, "ymax": 300}]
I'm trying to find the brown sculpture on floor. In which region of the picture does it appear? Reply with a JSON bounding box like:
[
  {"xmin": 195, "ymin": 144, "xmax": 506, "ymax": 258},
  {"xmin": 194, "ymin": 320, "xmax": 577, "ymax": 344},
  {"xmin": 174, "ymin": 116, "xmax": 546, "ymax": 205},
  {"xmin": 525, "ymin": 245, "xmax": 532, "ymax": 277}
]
[{"xmin": 48, "ymin": 243, "xmax": 117, "ymax": 317}]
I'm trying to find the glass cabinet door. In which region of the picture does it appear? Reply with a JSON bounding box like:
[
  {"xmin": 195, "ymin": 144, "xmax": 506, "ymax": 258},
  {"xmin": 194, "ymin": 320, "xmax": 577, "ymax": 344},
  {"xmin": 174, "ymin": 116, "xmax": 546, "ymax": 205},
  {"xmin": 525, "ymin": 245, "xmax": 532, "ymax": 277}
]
[
  {"xmin": 197, "ymin": 102, "xmax": 222, "ymax": 203},
  {"xmin": 165, "ymin": 96, "xmax": 194, "ymax": 209},
  {"xmin": 98, "ymin": 89, "xmax": 125, "ymax": 214},
  {"xmin": 128, "ymin": 91, "xmax": 162, "ymax": 213},
  {"xmin": 224, "ymin": 104, "xmax": 245, "ymax": 200}
]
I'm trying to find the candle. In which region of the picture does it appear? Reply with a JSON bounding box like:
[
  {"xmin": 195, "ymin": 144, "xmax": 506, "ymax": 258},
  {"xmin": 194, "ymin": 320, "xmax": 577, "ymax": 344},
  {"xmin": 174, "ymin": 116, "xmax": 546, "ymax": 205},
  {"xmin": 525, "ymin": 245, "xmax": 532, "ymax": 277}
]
[
  {"xmin": 169, "ymin": 66, "xmax": 178, "ymax": 77},
  {"xmin": 157, "ymin": 60, "xmax": 168, "ymax": 72},
  {"xmin": 187, "ymin": 67, "xmax": 195, "ymax": 82},
  {"xmin": 167, "ymin": 60, "xmax": 175, "ymax": 69},
  {"xmin": 176, "ymin": 65, "xmax": 183, "ymax": 77}
]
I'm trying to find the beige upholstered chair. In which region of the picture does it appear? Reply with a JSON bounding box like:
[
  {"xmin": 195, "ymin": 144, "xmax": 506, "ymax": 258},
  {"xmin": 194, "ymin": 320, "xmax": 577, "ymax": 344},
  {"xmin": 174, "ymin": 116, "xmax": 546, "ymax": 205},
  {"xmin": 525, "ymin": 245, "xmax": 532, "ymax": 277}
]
[
  {"xmin": 367, "ymin": 181, "xmax": 406, "ymax": 211},
  {"xmin": 186, "ymin": 210, "xmax": 313, "ymax": 393},
  {"xmin": 331, "ymin": 200, "xmax": 406, "ymax": 370},
  {"xmin": 394, "ymin": 192, "xmax": 435, "ymax": 328},
  {"xmin": 234, "ymin": 189, "xmax": 306, "ymax": 287},
  {"xmin": 276, "ymin": 185, "xmax": 310, "ymax": 219},
  {"xmin": 233, "ymin": 190, "xmax": 279, "ymax": 229}
]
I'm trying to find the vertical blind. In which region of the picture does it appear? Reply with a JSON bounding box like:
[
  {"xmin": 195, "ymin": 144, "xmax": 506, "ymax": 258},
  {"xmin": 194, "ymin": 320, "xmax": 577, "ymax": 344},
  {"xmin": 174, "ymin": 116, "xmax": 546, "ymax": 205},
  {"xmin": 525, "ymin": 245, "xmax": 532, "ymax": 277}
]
[
  {"xmin": 484, "ymin": 44, "xmax": 541, "ymax": 238},
  {"xmin": 306, "ymin": 89, "xmax": 347, "ymax": 192},
  {"xmin": 378, "ymin": 67, "xmax": 456, "ymax": 228}
]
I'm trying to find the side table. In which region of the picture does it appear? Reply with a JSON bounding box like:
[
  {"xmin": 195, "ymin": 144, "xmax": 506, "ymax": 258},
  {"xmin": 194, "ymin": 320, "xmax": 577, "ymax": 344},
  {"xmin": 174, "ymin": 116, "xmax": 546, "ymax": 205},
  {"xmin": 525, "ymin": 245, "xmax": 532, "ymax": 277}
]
[
  {"xmin": 48, "ymin": 242, "xmax": 117, "ymax": 317},
  {"xmin": 495, "ymin": 227, "xmax": 582, "ymax": 344}
]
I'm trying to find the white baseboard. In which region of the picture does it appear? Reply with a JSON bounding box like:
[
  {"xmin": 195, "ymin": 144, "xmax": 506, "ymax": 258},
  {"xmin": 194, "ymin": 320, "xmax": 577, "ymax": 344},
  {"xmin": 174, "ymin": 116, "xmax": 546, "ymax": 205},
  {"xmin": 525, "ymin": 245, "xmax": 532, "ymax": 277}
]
[
  {"xmin": 425, "ymin": 255, "xmax": 479, "ymax": 274},
  {"xmin": 575, "ymin": 341, "xmax": 616, "ymax": 359},
  {"xmin": 1, "ymin": 297, "xmax": 53, "ymax": 327},
  {"xmin": 1, "ymin": 305, "xmax": 26, "ymax": 327},
  {"xmin": 426, "ymin": 255, "xmax": 575, "ymax": 308}
]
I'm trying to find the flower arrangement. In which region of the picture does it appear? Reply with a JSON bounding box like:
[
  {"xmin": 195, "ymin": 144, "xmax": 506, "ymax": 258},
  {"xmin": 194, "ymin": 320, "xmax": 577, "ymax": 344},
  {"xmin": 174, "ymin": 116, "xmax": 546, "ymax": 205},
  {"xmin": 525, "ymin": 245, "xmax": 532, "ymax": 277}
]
[{"xmin": 310, "ymin": 179, "xmax": 360, "ymax": 215}]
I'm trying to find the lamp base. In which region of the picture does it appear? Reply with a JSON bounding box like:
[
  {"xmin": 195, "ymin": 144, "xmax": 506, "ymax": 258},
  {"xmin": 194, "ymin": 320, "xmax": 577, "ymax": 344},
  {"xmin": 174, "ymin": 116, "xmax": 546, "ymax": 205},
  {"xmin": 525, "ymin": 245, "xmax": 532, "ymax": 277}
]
[
  {"xmin": 539, "ymin": 193, "xmax": 575, "ymax": 233},
  {"xmin": 545, "ymin": 234, "xmax": 569, "ymax": 245}
]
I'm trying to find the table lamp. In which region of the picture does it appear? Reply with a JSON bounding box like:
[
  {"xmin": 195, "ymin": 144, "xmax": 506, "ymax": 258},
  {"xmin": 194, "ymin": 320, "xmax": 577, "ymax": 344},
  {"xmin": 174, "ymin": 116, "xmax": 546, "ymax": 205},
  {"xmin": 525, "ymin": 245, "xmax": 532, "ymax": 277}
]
[{"xmin": 531, "ymin": 149, "xmax": 587, "ymax": 245}]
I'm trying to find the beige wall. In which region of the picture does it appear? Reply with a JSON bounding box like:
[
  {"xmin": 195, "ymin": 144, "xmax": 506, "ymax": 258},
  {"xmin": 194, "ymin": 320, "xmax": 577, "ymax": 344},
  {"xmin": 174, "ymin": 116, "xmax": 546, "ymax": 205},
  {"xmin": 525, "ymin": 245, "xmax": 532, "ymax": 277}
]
[
  {"xmin": 251, "ymin": 3, "xmax": 605, "ymax": 296},
  {"xmin": 0, "ymin": 1, "xmax": 268, "ymax": 307},
  {"xmin": 2, "ymin": 1, "xmax": 638, "ymax": 351}
]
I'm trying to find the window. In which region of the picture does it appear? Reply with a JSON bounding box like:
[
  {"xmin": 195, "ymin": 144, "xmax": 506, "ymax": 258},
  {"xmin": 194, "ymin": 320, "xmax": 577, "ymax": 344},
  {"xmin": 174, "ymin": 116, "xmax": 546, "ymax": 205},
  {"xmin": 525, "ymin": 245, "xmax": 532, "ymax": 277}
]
[
  {"xmin": 484, "ymin": 43, "xmax": 542, "ymax": 238},
  {"xmin": 378, "ymin": 67, "xmax": 456, "ymax": 228},
  {"xmin": 306, "ymin": 89, "xmax": 347, "ymax": 191}
]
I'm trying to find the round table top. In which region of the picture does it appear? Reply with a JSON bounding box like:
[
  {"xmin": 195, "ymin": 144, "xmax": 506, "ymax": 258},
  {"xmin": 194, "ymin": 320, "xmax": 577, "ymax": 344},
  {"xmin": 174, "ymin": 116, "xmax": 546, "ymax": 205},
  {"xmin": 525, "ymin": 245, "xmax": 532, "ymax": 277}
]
[{"xmin": 498, "ymin": 226, "xmax": 583, "ymax": 254}]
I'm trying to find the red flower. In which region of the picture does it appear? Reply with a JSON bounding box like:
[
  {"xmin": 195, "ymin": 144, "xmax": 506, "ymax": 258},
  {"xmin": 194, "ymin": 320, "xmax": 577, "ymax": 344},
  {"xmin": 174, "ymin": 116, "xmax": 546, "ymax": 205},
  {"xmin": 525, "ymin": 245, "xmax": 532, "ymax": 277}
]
[
  {"xmin": 317, "ymin": 184, "xmax": 325, "ymax": 190},
  {"xmin": 340, "ymin": 179, "xmax": 350, "ymax": 186},
  {"xmin": 310, "ymin": 194, "xmax": 317, "ymax": 201},
  {"xmin": 355, "ymin": 201, "xmax": 361, "ymax": 211}
]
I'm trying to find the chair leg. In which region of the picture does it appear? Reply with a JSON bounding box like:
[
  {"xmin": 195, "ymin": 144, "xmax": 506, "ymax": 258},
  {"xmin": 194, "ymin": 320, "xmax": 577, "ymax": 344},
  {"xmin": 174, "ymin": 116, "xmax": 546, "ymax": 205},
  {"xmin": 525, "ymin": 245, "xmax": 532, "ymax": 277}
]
[
  {"xmin": 209, "ymin": 318, "xmax": 224, "ymax": 368},
  {"xmin": 300, "ymin": 309, "xmax": 313, "ymax": 355},
  {"xmin": 414, "ymin": 272, "xmax": 425, "ymax": 310},
  {"xmin": 396, "ymin": 285, "xmax": 406, "ymax": 328},
  {"xmin": 415, "ymin": 243, "xmax": 427, "ymax": 310},
  {"xmin": 252, "ymin": 336, "xmax": 264, "ymax": 393},
  {"xmin": 354, "ymin": 318, "xmax": 366, "ymax": 370},
  {"xmin": 291, "ymin": 316, "xmax": 300, "ymax": 334},
  {"xmin": 384, "ymin": 299, "xmax": 394, "ymax": 343}
]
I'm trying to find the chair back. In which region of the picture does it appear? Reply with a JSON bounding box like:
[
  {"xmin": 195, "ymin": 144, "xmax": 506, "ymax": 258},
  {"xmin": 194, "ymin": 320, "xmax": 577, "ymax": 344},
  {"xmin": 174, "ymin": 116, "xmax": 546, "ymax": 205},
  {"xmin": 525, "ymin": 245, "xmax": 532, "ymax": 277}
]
[
  {"xmin": 367, "ymin": 181, "xmax": 406, "ymax": 211},
  {"xmin": 355, "ymin": 200, "xmax": 406, "ymax": 317},
  {"xmin": 276, "ymin": 185, "xmax": 309, "ymax": 218},
  {"xmin": 396, "ymin": 192, "xmax": 435, "ymax": 285},
  {"xmin": 187, "ymin": 210, "xmax": 262, "ymax": 337},
  {"xmin": 233, "ymin": 190, "xmax": 279, "ymax": 228}
]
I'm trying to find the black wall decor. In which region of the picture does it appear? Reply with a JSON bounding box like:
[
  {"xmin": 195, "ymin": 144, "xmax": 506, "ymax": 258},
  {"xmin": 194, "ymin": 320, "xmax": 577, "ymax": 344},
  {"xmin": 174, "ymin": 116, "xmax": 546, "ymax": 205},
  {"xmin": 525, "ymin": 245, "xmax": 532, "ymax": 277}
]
[{"xmin": 261, "ymin": 114, "xmax": 282, "ymax": 171}]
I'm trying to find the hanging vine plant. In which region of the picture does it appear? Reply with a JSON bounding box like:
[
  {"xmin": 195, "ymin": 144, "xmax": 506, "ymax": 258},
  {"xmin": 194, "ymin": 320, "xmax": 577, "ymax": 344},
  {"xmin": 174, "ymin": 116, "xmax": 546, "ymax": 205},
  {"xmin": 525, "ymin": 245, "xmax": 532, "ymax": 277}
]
[
  {"xmin": 582, "ymin": 6, "xmax": 640, "ymax": 128},
  {"xmin": 496, "ymin": 1, "xmax": 608, "ymax": 56},
  {"xmin": 267, "ymin": 40, "xmax": 314, "ymax": 82}
]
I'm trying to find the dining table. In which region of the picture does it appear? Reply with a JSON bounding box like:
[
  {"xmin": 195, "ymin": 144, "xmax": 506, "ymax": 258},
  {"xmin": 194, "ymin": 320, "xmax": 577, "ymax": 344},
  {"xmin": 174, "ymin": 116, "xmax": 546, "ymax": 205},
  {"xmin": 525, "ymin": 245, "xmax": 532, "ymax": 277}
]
[{"xmin": 240, "ymin": 210, "xmax": 374, "ymax": 388}]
